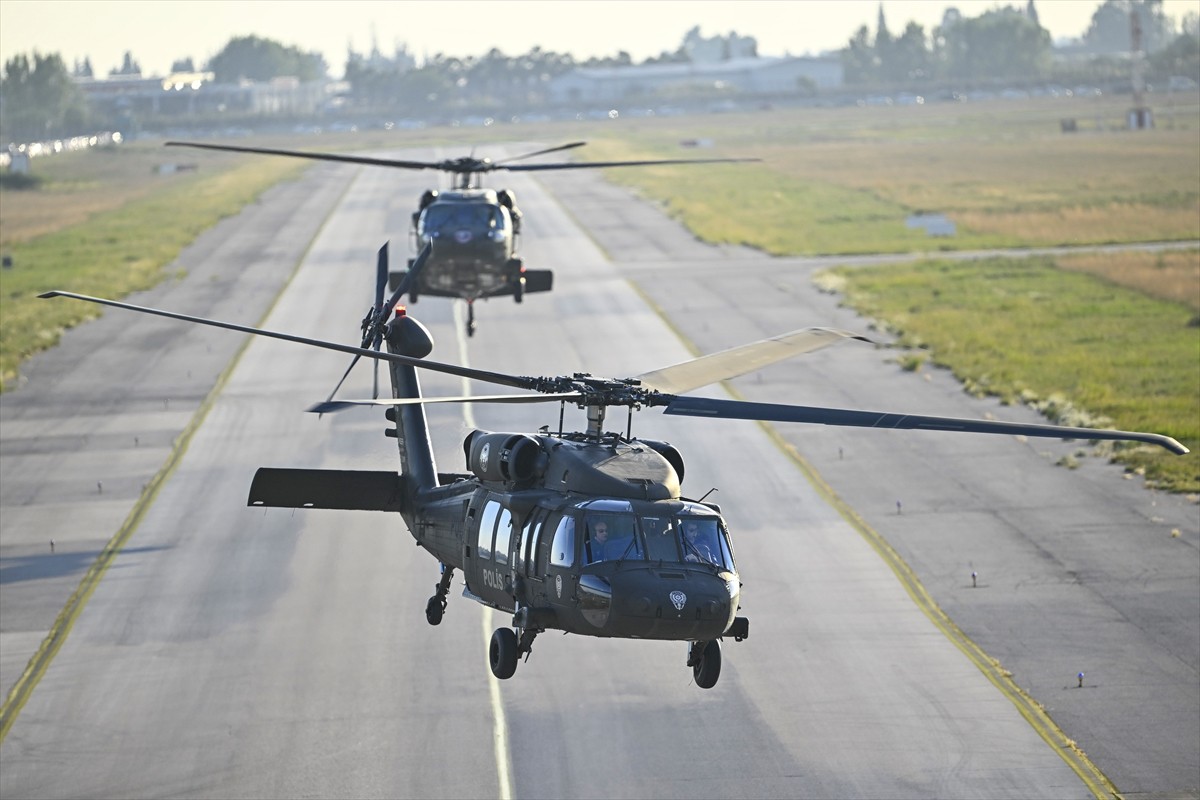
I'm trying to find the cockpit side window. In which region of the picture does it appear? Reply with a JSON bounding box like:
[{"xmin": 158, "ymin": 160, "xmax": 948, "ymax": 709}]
[{"xmin": 717, "ymin": 522, "xmax": 735, "ymax": 570}]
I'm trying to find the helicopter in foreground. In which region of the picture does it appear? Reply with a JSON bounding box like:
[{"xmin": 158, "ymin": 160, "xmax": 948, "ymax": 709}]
[
  {"xmin": 42, "ymin": 246, "xmax": 1187, "ymax": 688},
  {"xmin": 166, "ymin": 139, "xmax": 757, "ymax": 337}
]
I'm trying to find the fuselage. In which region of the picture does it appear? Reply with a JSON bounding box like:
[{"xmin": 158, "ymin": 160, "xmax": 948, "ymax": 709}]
[
  {"xmin": 413, "ymin": 190, "xmax": 516, "ymax": 299},
  {"xmin": 382, "ymin": 315, "xmax": 740, "ymax": 643},
  {"xmin": 400, "ymin": 433, "xmax": 741, "ymax": 642}
]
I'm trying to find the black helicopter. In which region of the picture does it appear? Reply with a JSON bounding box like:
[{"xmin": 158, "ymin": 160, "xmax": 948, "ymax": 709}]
[
  {"xmin": 165, "ymin": 139, "xmax": 757, "ymax": 337},
  {"xmin": 42, "ymin": 245, "xmax": 1187, "ymax": 689}
]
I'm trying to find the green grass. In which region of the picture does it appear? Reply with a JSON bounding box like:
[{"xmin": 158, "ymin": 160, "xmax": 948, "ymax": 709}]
[
  {"xmin": 824, "ymin": 256, "xmax": 1199, "ymax": 493},
  {"xmin": 0, "ymin": 156, "xmax": 303, "ymax": 390}
]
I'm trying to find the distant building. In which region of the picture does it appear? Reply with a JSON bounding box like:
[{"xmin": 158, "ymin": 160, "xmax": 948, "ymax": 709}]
[
  {"xmin": 547, "ymin": 56, "xmax": 843, "ymax": 106},
  {"xmin": 75, "ymin": 72, "xmax": 331, "ymax": 120}
]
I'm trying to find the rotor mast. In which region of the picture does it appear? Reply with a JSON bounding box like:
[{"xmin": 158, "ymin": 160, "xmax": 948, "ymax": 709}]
[{"xmin": 586, "ymin": 403, "xmax": 607, "ymax": 440}]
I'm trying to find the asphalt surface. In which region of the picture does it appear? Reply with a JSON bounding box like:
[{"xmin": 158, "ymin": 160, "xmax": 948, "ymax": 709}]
[
  {"xmin": 0, "ymin": 144, "xmax": 1195, "ymax": 799},
  {"xmin": 0, "ymin": 161, "xmax": 356, "ymax": 701},
  {"xmin": 541, "ymin": 168, "xmax": 1200, "ymax": 797}
]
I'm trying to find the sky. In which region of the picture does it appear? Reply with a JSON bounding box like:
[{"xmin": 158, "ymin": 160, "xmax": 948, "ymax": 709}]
[{"xmin": 1, "ymin": 0, "xmax": 1196, "ymax": 79}]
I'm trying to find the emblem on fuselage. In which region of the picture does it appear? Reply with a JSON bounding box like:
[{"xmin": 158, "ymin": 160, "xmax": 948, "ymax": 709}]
[
  {"xmin": 670, "ymin": 590, "xmax": 687, "ymax": 611},
  {"xmin": 479, "ymin": 442, "xmax": 490, "ymax": 471},
  {"xmin": 454, "ymin": 230, "xmax": 473, "ymax": 244},
  {"xmin": 555, "ymin": 574, "xmax": 563, "ymax": 599}
]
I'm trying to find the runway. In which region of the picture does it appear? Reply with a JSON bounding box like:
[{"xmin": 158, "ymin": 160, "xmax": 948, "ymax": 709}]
[{"xmin": 1, "ymin": 143, "xmax": 1195, "ymax": 798}]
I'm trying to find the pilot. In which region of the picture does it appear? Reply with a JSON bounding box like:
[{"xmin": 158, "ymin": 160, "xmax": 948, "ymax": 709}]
[
  {"xmin": 683, "ymin": 522, "xmax": 717, "ymax": 565},
  {"xmin": 589, "ymin": 522, "xmax": 611, "ymax": 563}
]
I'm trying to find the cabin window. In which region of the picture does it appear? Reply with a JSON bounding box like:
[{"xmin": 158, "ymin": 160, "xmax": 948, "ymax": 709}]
[
  {"xmin": 549, "ymin": 516, "xmax": 576, "ymax": 568},
  {"xmin": 520, "ymin": 510, "xmax": 546, "ymax": 576},
  {"xmin": 527, "ymin": 514, "xmax": 546, "ymax": 577},
  {"xmin": 513, "ymin": 515, "xmax": 527, "ymax": 573},
  {"xmin": 477, "ymin": 500, "xmax": 500, "ymax": 561},
  {"xmin": 494, "ymin": 508, "xmax": 513, "ymax": 566}
]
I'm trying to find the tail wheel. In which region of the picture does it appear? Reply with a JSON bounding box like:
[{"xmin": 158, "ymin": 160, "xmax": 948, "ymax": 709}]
[
  {"xmin": 691, "ymin": 639, "xmax": 722, "ymax": 689},
  {"xmin": 425, "ymin": 596, "xmax": 445, "ymax": 626},
  {"xmin": 489, "ymin": 628, "xmax": 519, "ymax": 679}
]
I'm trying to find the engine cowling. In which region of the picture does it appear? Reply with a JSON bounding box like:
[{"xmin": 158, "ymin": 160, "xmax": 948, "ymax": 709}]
[
  {"xmin": 638, "ymin": 438, "xmax": 685, "ymax": 484},
  {"xmin": 464, "ymin": 431, "xmax": 546, "ymax": 484}
]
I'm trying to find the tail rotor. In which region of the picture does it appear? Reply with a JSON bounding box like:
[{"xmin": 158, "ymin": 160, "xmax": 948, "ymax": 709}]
[{"xmin": 324, "ymin": 242, "xmax": 433, "ymax": 404}]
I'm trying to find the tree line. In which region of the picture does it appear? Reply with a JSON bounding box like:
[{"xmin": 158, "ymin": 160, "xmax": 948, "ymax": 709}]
[{"xmin": 2, "ymin": 0, "xmax": 1197, "ymax": 143}]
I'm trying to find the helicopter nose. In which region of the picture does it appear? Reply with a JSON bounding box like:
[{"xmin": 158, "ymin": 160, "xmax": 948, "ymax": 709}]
[{"xmin": 610, "ymin": 568, "xmax": 736, "ymax": 641}]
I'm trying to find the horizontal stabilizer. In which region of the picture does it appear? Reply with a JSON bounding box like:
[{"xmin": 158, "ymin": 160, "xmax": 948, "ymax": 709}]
[
  {"xmin": 247, "ymin": 468, "xmax": 407, "ymax": 512},
  {"xmin": 522, "ymin": 270, "xmax": 553, "ymax": 293}
]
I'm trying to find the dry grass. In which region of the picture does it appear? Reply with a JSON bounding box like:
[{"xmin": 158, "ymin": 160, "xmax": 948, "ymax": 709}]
[
  {"xmin": 589, "ymin": 95, "xmax": 1200, "ymax": 250},
  {"xmin": 1056, "ymin": 249, "xmax": 1200, "ymax": 310},
  {"xmin": 1, "ymin": 142, "xmax": 257, "ymax": 245}
]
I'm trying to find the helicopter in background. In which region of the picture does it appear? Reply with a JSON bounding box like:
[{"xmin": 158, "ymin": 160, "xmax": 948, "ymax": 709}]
[
  {"xmin": 42, "ymin": 244, "xmax": 1188, "ymax": 688},
  {"xmin": 166, "ymin": 139, "xmax": 758, "ymax": 336}
]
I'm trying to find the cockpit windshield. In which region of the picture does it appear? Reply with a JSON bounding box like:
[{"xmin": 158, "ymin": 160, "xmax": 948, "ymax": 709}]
[
  {"xmin": 581, "ymin": 508, "xmax": 733, "ymax": 570},
  {"xmin": 420, "ymin": 203, "xmax": 502, "ymax": 234}
]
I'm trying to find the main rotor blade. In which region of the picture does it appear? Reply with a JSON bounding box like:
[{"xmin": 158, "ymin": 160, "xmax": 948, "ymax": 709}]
[
  {"xmin": 635, "ymin": 327, "xmax": 871, "ymax": 395},
  {"xmin": 662, "ymin": 396, "xmax": 1189, "ymax": 455},
  {"xmin": 309, "ymin": 392, "xmax": 583, "ymax": 414},
  {"xmin": 505, "ymin": 156, "xmax": 760, "ymax": 172},
  {"xmin": 165, "ymin": 141, "xmax": 443, "ymax": 171},
  {"xmin": 40, "ymin": 291, "xmax": 539, "ymax": 391},
  {"xmin": 373, "ymin": 241, "xmax": 390, "ymax": 313},
  {"xmin": 494, "ymin": 141, "xmax": 587, "ymax": 166},
  {"xmin": 380, "ymin": 241, "xmax": 431, "ymax": 320}
]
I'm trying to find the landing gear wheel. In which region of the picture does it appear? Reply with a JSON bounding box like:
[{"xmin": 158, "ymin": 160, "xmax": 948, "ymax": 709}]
[
  {"xmin": 426, "ymin": 565, "xmax": 454, "ymax": 626},
  {"xmin": 490, "ymin": 628, "xmax": 519, "ymax": 679},
  {"xmin": 425, "ymin": 595, "xmax": 446, "ymax": 626},
  {"xmin": 690, "ymin": 639, "xmax": 722, "ymax": 689},
  {"xmin": 466, "ymin": 302, "xmax": 477, "ymax": 337}
]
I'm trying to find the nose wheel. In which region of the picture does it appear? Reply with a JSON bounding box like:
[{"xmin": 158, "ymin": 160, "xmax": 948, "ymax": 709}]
[{"xmin": 688, "ymin": 639, "xmax": 722, "ymax": 689}]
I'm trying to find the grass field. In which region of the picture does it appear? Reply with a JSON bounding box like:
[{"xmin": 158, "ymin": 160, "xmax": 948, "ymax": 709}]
[
  {"xmin": 1, "ymin": 96, "xmax": 1197, "ymax": 493},
  {"xmin": 0, "ymin": 144, "xmax": 305, "ymax": 390},
  {"xmin": 818, "ymin": 257, "xmax": 1198, "ymax": 492},
  {"xmin": 581, "ymin": 96, "xmax": 1200, "ymax": 253},
  {"xmin": 570, "ymin": 96, "xmax": 1199, "ymax": 493}
]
